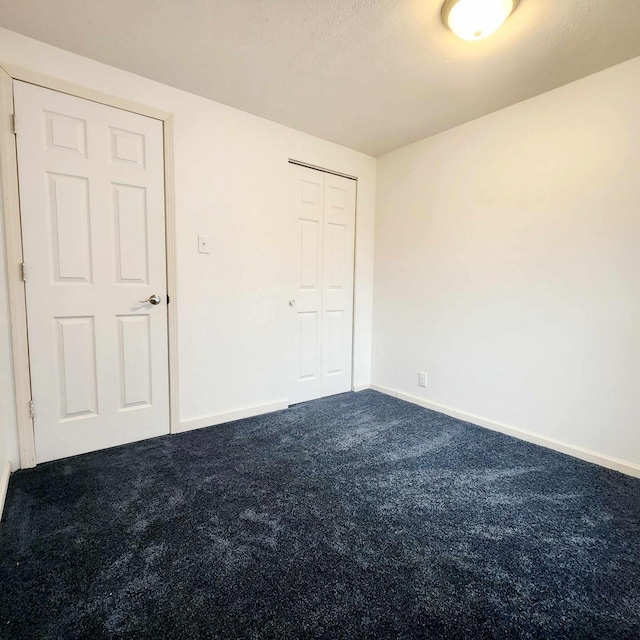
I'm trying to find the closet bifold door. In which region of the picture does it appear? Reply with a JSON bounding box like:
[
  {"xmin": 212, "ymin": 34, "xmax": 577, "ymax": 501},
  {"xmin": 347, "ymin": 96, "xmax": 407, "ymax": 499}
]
[{"xmin": 288, "ymin": 163, "xmax": 355, "ymax": 405}]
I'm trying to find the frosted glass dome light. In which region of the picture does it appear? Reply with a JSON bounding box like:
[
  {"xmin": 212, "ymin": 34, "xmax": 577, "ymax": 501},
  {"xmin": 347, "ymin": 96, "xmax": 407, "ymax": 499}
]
[{"xmin": 442, "ymin": 0, "xmax": 520, "ymax": 41}]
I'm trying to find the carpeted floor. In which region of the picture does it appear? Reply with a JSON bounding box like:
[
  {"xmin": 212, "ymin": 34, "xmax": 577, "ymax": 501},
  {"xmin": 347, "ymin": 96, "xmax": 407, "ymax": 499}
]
[{"xmin": 1, "ymin": 390, "xmax": 639, "ymax": 639}]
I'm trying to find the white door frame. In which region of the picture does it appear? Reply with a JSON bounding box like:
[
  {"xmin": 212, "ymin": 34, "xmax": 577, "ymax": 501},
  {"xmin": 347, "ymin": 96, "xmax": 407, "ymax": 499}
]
[
  {"xmin": 0, "ymin": 64, "xmax": 179, "ymax": 469},
  {"xmin": 287, "ymin": 158, "xmax": 359, "ymax": 397}
]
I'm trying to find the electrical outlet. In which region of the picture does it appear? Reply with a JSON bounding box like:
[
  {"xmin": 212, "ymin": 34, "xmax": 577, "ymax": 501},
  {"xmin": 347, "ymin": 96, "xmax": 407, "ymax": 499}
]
[
  {"xmin": 418, "ymin": 371, "xmax": 427, "ymax": 388},
  {"xmin": 198, "ymin": 235, "xmax": 210, "ymax": 254}
]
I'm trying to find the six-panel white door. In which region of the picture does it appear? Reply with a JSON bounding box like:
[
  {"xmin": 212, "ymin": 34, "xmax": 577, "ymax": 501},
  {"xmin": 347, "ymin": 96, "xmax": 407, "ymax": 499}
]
[
  {"xmin": 14, "ymin": 81, "xmax": 170, "ymax": 463},
  {"xmin": 289, "ymin": 164, "xmax": 356, "ymax": 404}
]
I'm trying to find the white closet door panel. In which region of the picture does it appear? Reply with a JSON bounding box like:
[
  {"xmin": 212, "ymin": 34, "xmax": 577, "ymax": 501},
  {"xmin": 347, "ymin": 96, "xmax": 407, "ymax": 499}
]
[
  {"xmin": 289, "ymin": 165, "xmax": 324, "ymax": 404},
  {"xmin": 289, "ymin": 165, "xmax": 356, "ymax": 404},
  {"xmin": 321, "ymin": 173, "xmax": 356, "ymax": 397},
  {"xmin": 14, "ymin": 81, "xmax": 169, "ymax": 463}
]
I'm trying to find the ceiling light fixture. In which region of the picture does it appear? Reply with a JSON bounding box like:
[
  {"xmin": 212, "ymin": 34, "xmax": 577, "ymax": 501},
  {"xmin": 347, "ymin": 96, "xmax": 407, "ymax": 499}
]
[{"xmin": 442, "ymin": 0, "xmax": 520, "ymax": 41}]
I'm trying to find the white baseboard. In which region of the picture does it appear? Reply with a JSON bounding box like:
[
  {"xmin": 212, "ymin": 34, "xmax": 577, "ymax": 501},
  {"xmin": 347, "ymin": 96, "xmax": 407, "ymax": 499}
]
[
  {"xmin": 0, "ymin": 461, "xmax": 11, "ymax": 523},
  {"xmin": 370, "ymin": 384, "xmax": 640, "ymax": 478},
  {"xmin": 175, "ymin": 399, "xmax": 289, "ymax": 434},
  {"xmin": 352, "ymin": 384, "xmax": 371, "ymax": 392},
  {"xmin": 370, "ymin": 384, "xmax": 393, "ymax": 395}
]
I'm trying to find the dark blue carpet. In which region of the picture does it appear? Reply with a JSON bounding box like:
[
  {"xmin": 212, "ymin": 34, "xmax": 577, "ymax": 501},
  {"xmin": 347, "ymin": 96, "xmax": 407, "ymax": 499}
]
[{"xmin": 1, "ymin": 390, "xmax": 639, "ymax": 639}]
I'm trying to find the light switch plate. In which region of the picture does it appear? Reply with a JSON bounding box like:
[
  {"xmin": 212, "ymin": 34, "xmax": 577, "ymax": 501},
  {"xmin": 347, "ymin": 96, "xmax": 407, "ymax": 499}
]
[{"xmin": 198, "ymin": 235, "xmax": 210, "ymax": 254}]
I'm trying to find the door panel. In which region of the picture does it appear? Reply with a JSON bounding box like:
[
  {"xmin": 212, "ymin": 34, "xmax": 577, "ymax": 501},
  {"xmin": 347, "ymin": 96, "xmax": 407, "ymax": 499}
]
[
  {"xmin": 326, "ymin": 222, "xmax": 347, "ymax": 289},
  {"xmin": 289, "ymin": 165, "xmax": 324, "ymax": 402},
  {"xmin": 55, "ymin": 316, "xmax": 98, "ymax": 419},
  {"xmin": 117, "ymin": 314, "xmax": 152, "ymax": 410},
  {"xmin": 325, "ymin": 310, "xmax": 346, "ymax": 375},
  {"xmin": 45, "ymin": 110, "xmax": 87, "ymax": 156},
  {"xmin": 289, "ymin": 165, "xmax": 356, "ymax": 404},
  {"xmin": 48, "ymin": 173, "xmax": 93, "ymax": 282},
  {"xmin": 110, "ymin": 127, "xmax": 146, "ymax": 167},
  {"xmin": 113, "ymin": 183, "xmax": 149, "ymax": 283},
  {"xmin": 298, "ymin": 311, "xmax": 320, "ymax": 381},
  {"xmin": 321, "ymin": 173, "xmax": 355, "ymax": 398},
  {"xmin": 14, "ymin": 81, "xmax": 169, "ymax": 463},
  {"xmin": 299, "ymin": 219, "xmax": 320, "ymax": 289}
]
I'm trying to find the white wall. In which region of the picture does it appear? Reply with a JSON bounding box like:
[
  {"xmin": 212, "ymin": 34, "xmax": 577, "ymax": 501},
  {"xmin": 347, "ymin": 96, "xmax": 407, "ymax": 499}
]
[
  {"xmin": 0, "ymin": 28, "xmax": 376, "ymax": 468},
  {"xmin": 373, "ymin": 57, "xmax": 640, "ymax": 469},
  {"xmin": 3, "ymin": 28, "xmax": 636, "ymax": 475}
]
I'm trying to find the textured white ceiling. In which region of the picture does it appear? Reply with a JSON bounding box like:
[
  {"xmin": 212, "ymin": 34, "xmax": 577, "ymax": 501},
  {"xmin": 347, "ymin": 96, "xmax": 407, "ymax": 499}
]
[{"xmin": 1, "ymin": 0, "xmax": 639, "ymax": 156}]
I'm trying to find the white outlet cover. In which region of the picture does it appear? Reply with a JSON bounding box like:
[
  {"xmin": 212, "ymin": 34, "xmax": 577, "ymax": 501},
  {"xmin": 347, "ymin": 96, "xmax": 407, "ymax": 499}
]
[
  {"xmin": 198, "ymin": 235, "xmax": 210, "ymax": 254},
  {"xmin": 418, "ymin": 371, "xmax": 427, "ymax": 387}
]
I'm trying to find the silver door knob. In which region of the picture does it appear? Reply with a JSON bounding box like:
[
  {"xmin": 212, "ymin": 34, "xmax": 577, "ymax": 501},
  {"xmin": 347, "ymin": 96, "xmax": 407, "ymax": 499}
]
[
  {"xmin": 289, "ymin": 300, "xmax": 296, "ymax": 306},
  {"xmin": 140, "ymin": 294, "xmax": 161, "ymax": 305}
]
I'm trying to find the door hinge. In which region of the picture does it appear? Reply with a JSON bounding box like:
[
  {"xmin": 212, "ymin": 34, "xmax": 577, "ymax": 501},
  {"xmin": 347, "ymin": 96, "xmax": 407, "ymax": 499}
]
[
  {"xmin": 167, "ymin": 294, "xmax": 170, "ymax": 304},
  {"xmin": 11, "ymin": 113, "xmax": 17, "ymax": 135},
  {"xmin": 20, "ymin": 262, "xmax": 27, "ymax": 282},
  {"xmin": 29, "ymin": 400, "xmax": 35, "ymax": 419}
]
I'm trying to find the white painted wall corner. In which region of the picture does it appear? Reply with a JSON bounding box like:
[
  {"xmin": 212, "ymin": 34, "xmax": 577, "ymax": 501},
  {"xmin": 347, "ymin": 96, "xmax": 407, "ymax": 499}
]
[
  {"xmin": 370, "ymin": 384, "xmax": 640, "ymax": 479},
  {"xmin": 0, "ymin": 461, "xmax": 10, "ymax": 522}
]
